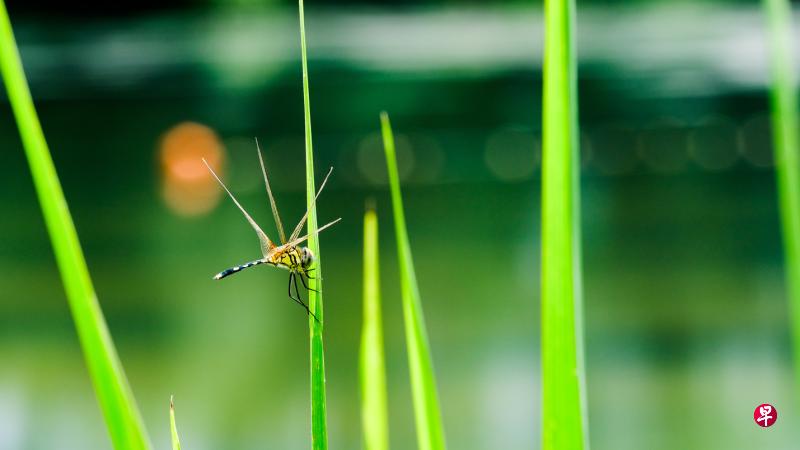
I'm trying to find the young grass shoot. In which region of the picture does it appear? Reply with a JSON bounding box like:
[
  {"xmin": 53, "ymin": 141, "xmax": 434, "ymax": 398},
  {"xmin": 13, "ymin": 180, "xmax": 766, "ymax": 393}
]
[{"xmin": 360, "ymin": 204, "xmax": 390, "ymax": 450}]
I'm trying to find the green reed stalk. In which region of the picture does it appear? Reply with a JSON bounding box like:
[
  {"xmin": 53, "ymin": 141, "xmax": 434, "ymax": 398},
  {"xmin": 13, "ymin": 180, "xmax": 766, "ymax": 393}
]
[
  {"xmin": 380, "ymin": 112, "xmax": 446, "ymax": 450},
  {"xmin": 764, "ymin": 0, "xmax": 800, "ymax": 398},
  {"xmin": 541, "ymin": 0, "xmax": 588, "ymax": 448},
  {"xmin": 298, "ymin": 0, "xmax": 328, "ymax": 448},
  {"xmin": 0, "ymin": 2, "xmax": 151, "ymax": 449},
  {"xmin": 360, "ymin": 205, "xmax": 390, "ymax": 450}
]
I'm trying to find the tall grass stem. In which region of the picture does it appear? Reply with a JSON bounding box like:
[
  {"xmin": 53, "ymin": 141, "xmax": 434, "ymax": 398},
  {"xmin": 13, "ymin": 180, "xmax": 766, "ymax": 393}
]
[
  {"xmin": 764, "ymin": 0, "xmax": 800, "ymax": 399},
  {"xmin": 541, "ymin": 0, "xmax": 588, "ymax": 448},
  {"xmin": 0, "ymin": 2, "xmax": 152, "ymax": 449},
  {"xmin": 298, "ymin": 0, "xmax": 328, "ymax": 448}
]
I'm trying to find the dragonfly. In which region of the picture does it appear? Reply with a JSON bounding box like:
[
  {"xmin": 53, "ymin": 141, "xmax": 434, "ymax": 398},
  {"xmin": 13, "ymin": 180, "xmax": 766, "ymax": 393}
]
[{"xmin": 202, "ymin": 143, "xmax": 340, "ymax": 321}]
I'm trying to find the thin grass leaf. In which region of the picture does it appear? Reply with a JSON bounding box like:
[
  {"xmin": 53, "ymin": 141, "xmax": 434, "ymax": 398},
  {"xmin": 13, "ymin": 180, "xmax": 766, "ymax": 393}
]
[
  {"xmin": 0, "ymin": 2, "xmax": 152, "ymax": 449},
  {"xmin": 380, "ymin": 112, "xmax": 446, "ymax": 450},
  {"xmin": 297, "ymin": 0, "xmax": 328, "ymax": 448},
  {"xmin": 541, "ymin": 0, "xmax": 588, "ymax": 448},
  {"xmin": 170, "ymin": 396, "xmax": 182, "ymax": 450},
  {"xmin": 360, "ymin": 204, "xmax": 390, "ymax": 450},
  {"xmin": 763, "ymin": 0, "xmax": 800, "ymax": 396}
]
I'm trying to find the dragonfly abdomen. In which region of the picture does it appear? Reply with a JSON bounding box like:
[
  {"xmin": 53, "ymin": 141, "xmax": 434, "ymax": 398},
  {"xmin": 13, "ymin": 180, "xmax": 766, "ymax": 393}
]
[{"xmin": 213, "ymin": 259, "xmax": 267, "ymax": 280}]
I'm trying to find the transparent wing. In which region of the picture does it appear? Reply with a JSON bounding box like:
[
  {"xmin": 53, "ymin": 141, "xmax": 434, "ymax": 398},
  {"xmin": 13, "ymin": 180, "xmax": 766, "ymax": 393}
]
[
  {"xmin": 255, "ymin": 138, "xmax": 287, "ymax": 244},
  {"xmin": 288, "ymin": 167, "xmax": 334, "ymax": 243},
  {"xmin": 203, "ymin": 158, "xmax": 275, "ymax": 257},
  {"xmin": 286, "ymin": 218, "xmax": 341, "ymax": 248}
]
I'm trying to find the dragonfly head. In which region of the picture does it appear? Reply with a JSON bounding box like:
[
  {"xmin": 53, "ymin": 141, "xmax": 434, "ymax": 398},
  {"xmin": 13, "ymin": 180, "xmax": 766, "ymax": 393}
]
[{"xmin": 300, "ymin": 246, "xmax": 315, "ymax": 269}]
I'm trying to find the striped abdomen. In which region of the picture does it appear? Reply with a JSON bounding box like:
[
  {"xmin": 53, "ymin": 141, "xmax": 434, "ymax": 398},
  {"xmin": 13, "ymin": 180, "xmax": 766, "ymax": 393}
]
[{"xmin": 213, "ymin": 259, "xmax": 267, "ymax": 280}]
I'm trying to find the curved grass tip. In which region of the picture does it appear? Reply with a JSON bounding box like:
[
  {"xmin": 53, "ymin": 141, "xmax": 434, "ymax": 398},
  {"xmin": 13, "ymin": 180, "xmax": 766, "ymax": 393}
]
[{"xmin": 380, "ymin": 112, "xmax": 447, "ymax": 450}]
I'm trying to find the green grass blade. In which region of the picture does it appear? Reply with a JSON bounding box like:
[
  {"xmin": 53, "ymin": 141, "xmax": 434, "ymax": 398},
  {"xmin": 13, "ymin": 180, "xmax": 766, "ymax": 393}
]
[
  {"xmin": 380, "ymin": 112, "xmax": 446, "ymax": 450},
  {"xmin": 541, "ymin": 0, "xmax": 588, "ymax": 449},
  {"xmin": 764, "ymin": 0, "xmax": 800, "ymax": 398},
  {"xmin": 170, "ymin": 397, "xmax": 182, "ymax": 450},
  {"xmin": 298, "ymin": 0, "xmax": 328, "ymax": 448},
  {"xmin": 360, "ymin": 205, "xmax": 390, "ymax": 450},
  {"xmin": 0, "ymin": 2, "xmax": 152, "ymax": 449}
]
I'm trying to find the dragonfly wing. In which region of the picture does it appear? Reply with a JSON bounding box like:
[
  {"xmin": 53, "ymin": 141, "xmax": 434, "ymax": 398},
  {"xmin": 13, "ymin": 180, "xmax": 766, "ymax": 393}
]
[
  {"xmin": 286, "ymin": 217, "xmax": 341, "ymax": 248},
  {"xmin": 288, "ymin": 167, "xmax": 334, "ymax": 243},
  {"xmin": 255, "ymin": 138, "xmax": 287, "ymax": 244},
  {"xmin": 203, "ymin": 158, "xmax": 275, "ymax": 257}
]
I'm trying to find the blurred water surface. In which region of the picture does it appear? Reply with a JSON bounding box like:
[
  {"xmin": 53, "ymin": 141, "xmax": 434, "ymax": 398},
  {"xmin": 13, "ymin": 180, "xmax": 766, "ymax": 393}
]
[{"xmin": 1, "ymin": 3, "xmax": 799, "ymax": 449}]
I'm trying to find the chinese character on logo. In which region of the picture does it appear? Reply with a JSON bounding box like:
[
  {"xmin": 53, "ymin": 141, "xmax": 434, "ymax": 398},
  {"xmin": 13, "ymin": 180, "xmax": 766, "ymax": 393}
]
[{"xmin": 753, "ymin": 403, "xmax": 777, "ymax": 427}]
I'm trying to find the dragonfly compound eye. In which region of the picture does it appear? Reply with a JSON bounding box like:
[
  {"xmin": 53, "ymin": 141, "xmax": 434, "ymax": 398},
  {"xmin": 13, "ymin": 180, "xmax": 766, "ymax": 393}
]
[{"xmin": 301, "ymin": 247, "xmax": 315, "ymax": 268}]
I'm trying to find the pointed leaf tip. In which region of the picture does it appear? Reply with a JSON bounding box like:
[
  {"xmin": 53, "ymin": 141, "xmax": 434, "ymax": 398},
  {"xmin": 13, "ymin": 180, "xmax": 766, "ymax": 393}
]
[{"xmin": 169, "ymin": 396, "xmax": 182, "ymax": 450}]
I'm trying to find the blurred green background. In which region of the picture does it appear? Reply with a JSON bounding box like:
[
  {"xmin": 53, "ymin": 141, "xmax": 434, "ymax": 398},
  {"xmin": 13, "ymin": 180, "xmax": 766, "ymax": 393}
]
[{"xmin": 1, "ymin": 1, "xmax": 799, "ymax": 449}]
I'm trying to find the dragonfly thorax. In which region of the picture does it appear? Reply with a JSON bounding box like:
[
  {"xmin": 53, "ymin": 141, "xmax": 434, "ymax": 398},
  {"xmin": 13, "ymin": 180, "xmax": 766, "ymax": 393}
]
[{"xmin": 269, "ymin": 245, "xmax": 315, "ymax": 272}]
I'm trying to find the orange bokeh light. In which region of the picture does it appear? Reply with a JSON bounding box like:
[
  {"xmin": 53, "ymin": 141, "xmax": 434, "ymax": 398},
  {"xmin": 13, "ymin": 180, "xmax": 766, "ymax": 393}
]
[{"xmin": 159, "ymin": 122, "xmax": 226, "ymax": 216}]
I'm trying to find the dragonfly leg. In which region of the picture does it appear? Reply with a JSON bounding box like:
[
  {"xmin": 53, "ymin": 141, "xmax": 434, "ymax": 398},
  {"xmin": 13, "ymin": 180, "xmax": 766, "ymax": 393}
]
[
  {"xmin": 287, "ymin": 273, "xmax": 314, "ymax": 319},
  {"xmin": 299, "ymin": 272, "xmax": 319, "ymax": 293},
  {"xmin": 290, "ymin": 272, "xmax": 319, "ymax": 322}
]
